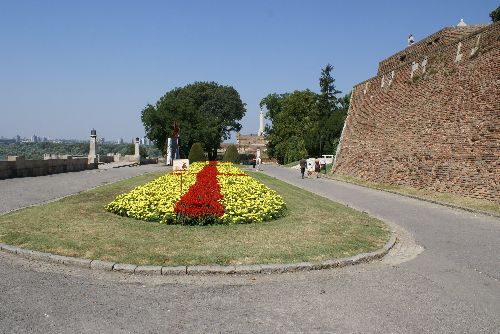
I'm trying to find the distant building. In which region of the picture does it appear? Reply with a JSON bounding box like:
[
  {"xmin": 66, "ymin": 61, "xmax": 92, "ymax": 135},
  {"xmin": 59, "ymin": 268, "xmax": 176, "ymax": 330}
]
[
  {"xmin": 218, "ymin": 110, "xmax": 269, "ymax": 160},
  {"xmin": 140, "ymin": 136, "xmax": 151, "ymax": 146},
  {"xmin": 235, "ymin": 132, "xmax": 267, "ymax": 155}
]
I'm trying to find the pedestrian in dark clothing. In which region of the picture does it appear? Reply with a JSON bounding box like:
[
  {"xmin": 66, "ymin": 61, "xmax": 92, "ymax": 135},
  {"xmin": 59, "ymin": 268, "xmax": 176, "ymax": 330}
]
[{"xmin": 299, "ymin": 159, "xmax": 307, "ymax": 179}]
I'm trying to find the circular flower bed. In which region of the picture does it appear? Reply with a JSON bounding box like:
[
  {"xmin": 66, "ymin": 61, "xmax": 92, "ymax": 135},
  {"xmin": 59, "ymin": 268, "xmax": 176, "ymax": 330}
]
[{"xmin": 106, "ymin": 161, "xmax": 286, "ymax": 225}]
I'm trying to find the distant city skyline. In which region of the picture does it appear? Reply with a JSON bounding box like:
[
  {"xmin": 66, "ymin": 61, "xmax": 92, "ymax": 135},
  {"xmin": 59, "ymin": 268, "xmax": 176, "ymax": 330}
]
[
  {"xmin": 0, "ymin": 132, "xmax": 153, "ymax": 146},
  {"xmin": 0, "ymin": 1, "xmax": 496, "ymax": 141},
  {"xmin": 0, "ymin": 132, "xmax": 128, "ymax": 143}
]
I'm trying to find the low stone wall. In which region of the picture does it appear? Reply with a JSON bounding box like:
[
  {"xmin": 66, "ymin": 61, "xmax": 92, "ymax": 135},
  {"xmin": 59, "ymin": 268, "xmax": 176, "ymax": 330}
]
[
  {"xmin": 98, "ymin": 155, "xmax": 115, "ymax": 163},
  {"xmin": 121, "ymin": 155, "xmax": 158, "ymax": 165},
  {"xmin": 141, "ymin": 157, "xmax": 158, "ymax": 165},
  {"xmin": 0, "ymin": 156, "xmax": 95, "ymax": 180}
]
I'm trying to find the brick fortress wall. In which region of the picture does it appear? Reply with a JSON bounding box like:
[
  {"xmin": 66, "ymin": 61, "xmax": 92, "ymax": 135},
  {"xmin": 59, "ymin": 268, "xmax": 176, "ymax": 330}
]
[{"xmin": 334, "ymin": 22, "xmax": 499, "ymax": 203}]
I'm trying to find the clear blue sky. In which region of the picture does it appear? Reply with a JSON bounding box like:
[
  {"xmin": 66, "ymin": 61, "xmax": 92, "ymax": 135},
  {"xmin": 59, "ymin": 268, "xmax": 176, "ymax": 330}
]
[{"xmin": 0, "ymin": 0, "xmax": 496, "ymax": 142}]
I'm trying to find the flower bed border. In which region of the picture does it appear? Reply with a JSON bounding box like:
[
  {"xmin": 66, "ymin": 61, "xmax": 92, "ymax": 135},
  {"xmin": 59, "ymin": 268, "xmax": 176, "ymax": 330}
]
[{"xmin": 106, "ymin": 161, "xmax": 286, "ymax": 225}]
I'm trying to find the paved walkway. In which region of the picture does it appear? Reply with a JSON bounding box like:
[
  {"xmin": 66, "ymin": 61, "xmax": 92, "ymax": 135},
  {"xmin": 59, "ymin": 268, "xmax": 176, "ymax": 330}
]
[
  {"xmin": 0, "ymin": 165, "xmax": 499, "ymax": 333},
  {"xmin": 261, "ymin": 165, "xmax": 500, "ymax": 280},
  {"xmin": 0, "ymin": 164, "xmax": 170, "ymax": 213}
]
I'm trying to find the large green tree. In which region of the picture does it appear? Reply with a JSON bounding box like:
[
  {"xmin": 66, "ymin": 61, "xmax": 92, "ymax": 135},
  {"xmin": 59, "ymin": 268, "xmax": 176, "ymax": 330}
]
[
  {"xmin": 260, "ymin": 90, "xmax": 316, "ymax": 164},
  {"xmin": 259, "ymin": 93, "xmax": 289, "ymax": 160},
  {"xmin": 141, "ymin": 82, "xmax": 246, "ymax": 160},
  {"xmin": 261, "ymin": 65, "xmax": 350, "ymax": 163},
  {"xmin": 320, "ymin": 91, "xmax": 350, "ymax": 156}
]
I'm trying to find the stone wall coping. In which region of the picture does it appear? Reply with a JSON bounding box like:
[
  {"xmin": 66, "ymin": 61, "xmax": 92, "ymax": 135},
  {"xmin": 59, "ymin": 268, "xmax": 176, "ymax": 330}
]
[
  {"xmin": 0, "ymin": 233, "xmax": 396, "ymax": 276},
  {"xmin": 353, "ymin": 21, "xmax": 499, "ymax": 90},
  {"xmin": 377, "ymin": 25, "xmax": 486, "ymax": 73}
]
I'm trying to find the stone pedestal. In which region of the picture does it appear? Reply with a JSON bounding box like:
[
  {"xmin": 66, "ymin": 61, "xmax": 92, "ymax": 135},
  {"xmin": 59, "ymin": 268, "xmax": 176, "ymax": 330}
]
[
  {"xmin": 88, "ymin": 129, "xmax": 98, "ymax": 168},
  {"xmin": 134, "ymin": 137, "xmax": 140, "ymax": 164},
  {"xmin": 166, "ymin": 138, "xmax": 172, "ymax": 165}
]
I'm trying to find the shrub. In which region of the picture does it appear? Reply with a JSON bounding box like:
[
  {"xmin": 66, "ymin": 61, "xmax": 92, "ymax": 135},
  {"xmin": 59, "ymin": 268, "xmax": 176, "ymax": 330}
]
[
  {"xmin": 222, "ymin": 144, "xmax": 240, "ymax": 163},
  {"xmin": 188, "ymin": 142, "xmax": 206, "ymax": 163}
]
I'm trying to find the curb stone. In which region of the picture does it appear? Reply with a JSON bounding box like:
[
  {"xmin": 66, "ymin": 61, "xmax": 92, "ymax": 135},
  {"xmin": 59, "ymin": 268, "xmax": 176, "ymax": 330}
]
[
  {"xmin": 30, "ymin": 251, "xmax": 53, "ymax": 261},
  {"xmin": 187, "ymin": 265, "xmax": 237, "ymax": 275},
  {"xmin": 320, "ymin": 259, "xmax": 340, "ymax": 270},
  {"xmin": 15, "ymin": 248, "xmax": 35, "ymax": 258},
  {"xmin": 233, "ymin": 265, "xmax": 262, "ymax": 274},
  {"xmin": 260, "ymin": 263, "xmax": 285, "ymax": 274},
  {"xmin": 65, "ymin": 257, "xmax": 92, "ymax": 268},
  {"xmin": 113, "ymin": 263, "xmax": 137, "ymax": 273},
  {"xmin": 161, "ymin": 266, "xmax": 187, "ymax": 275},
  {"xmin": 0, "ymin": 232, "xmax": 397, "ymax": 276},
  {"xmin": 90, "ymin": 260, "xmax": 115, "ymax": 271},
  {"xmin": 47, "ymin": 254, "xmax": 69, "ymax": 264},
  {"xmin": 1, "ymin": 244, "xmax": 20, "ymax": 254},
  {"xmin": 135, "ymin": 265, "xmax": 162, "ymax": 275}
]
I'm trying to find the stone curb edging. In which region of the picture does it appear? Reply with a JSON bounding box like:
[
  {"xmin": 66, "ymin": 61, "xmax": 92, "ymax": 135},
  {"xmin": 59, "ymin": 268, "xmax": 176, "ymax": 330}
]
[
  {"xmin": 322, "ymin": 174, "xmax": 500, "ymax": 219},
  {"xmin": 0, "ymin": 233, "xmax": 397, "ymax": 276}
]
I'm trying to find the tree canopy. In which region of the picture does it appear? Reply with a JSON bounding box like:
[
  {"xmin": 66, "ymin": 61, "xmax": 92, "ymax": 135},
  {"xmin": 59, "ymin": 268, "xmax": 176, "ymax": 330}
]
[
  {"xmin": 141, "ymin": 82, "xmax": 246, "ymax": 160},
  {"xmin": 490, "ymin": 6, "xmax": 500, "ymax": 22},
  {"xmin": 260, "ymin": 65, "xmax": 349, "ymax": 164}
]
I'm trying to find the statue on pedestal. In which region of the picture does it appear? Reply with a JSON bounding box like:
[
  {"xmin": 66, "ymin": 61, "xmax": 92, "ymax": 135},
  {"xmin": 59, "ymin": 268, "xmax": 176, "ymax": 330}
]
[{"xmin": 166, "ymin": 121, "xmax": 181, "ymax": 165}]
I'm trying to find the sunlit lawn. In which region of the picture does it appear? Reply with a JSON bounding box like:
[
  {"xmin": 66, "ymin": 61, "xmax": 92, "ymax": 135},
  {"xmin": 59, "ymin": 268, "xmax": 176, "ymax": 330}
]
[{"xmin": 0, "ymin": 170, "xmax": 390, "ymax": 266}]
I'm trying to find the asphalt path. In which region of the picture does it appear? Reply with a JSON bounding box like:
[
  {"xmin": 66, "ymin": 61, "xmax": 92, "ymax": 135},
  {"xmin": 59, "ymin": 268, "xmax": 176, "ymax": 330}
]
[
  {"xmin": 0, "ymin": 164, "xmax": 170, "ymax": 214},
  {"xmin": 0, "ymin": 165, "xmax": 499, "ymax": 333}
]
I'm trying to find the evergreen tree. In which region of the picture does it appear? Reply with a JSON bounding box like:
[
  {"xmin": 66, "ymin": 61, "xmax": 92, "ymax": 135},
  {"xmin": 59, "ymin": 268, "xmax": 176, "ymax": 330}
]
[
  {"xmin": 187, "ymin": 142, "xmax": 206, "ymax": 163},
  {"xmin": 222, "ymin": 144, "xmax": 240, "ymax": 163},
  {"xmin": 318, "ymin": 64, "xmax": 341, "ymax": 117},
  {"xmin": 490, "ymin": 5, "xmax": 500, "ymax": 22}
]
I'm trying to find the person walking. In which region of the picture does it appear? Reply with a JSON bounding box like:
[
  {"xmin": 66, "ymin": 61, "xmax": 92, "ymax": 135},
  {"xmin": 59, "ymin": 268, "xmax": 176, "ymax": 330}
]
[
  {"xmin": 315, "ymin": 158, "xmax": 321, "ymax": 178},
  {"xmin": 408, "ymin": 34, "xmax": 415, "ymax": 46},
  {"xmin": 299, "ymin": 158, "xmax": 306, "ymax": 179}
]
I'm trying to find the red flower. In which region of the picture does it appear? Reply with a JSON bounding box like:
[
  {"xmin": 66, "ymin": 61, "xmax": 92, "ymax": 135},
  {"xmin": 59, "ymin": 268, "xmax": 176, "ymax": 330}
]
[{"xmin": 174, "ymin": 165, "xmax": 224, "ymax": 222}]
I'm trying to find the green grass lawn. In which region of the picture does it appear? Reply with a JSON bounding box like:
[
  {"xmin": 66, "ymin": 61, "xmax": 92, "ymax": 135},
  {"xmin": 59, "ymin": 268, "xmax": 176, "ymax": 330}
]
[
  {"xmin": 327, "ymin": 173, "xmax": 500, "ymax": 216},
  {"xmin": 0, "ymin": 171, "xmax": 390, "ymax": 266}
]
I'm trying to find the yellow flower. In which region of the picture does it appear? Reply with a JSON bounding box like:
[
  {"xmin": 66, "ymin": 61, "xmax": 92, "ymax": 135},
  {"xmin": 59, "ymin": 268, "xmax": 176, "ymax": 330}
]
[{"xmin": 106, "ymin": 161, "xmax": 285, "ymax": 224}]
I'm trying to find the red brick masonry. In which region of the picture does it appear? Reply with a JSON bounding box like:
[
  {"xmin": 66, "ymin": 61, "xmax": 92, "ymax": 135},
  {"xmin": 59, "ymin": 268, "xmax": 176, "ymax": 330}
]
[{"xmin": 334, "ymin": 22, "xmax": 499, "ymax": 203}]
